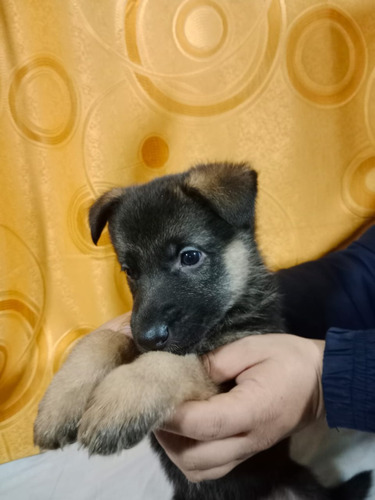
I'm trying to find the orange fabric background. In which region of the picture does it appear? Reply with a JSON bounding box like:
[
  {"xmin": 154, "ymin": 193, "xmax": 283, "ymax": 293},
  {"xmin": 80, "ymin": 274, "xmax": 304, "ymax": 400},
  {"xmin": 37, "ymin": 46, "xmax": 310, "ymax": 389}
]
[{"xmin": 1, "ymin": 0, "xmax": 375, "ymax": 463}]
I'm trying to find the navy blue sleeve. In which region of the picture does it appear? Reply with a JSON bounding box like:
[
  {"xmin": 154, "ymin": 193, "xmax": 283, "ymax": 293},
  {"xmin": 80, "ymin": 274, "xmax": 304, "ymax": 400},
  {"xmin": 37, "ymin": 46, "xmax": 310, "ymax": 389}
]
[
  {"xmin": 322, "ymin": 328, "xmax": 375, "ymax": 432},
  {"xmin": 277, "ymin": 226, "xmax": 375, "ymax": 339},
  {"xmin": 277, "ymin": 225, "xmax": 375, "ymax": 432}
]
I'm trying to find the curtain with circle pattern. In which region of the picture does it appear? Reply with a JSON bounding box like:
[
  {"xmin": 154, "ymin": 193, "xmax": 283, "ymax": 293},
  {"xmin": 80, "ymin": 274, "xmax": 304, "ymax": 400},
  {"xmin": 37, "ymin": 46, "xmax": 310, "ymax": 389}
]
[{"xmin": 0, "ymin": 0, "xmax": 374, "ymax": 463}]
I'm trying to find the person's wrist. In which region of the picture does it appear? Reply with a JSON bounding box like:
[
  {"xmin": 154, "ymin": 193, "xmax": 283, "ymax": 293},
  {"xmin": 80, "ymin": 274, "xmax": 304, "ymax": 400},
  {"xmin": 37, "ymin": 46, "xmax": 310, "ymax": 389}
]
[{"xmin": 307, "ymin": 338, "xmax": 326, "ymax": 421}]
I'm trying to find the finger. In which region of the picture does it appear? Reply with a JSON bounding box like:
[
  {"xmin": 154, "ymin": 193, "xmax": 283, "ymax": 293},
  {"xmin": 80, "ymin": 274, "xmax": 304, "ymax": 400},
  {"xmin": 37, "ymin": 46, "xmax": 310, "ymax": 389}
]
[
  {"xmin": 161, "ymin": 381, "xmax": 267, "ymax": 440},
  {"xmin": 154, "ymin": 430, "xmax": 253, "ymax": 472},
  {"xmin": 184, "ymin": 462, "xmax": 239, "ymax": 483},
  {"xmin": 179, "ymin": 462, "xmax": 239, "ymax": 483},
  {"xmin": 201, "ymin": 335, "xmax": 274, "ymax": 385},
  {"xmin": 92, "ymin": 312, "xmax": 133, "ymax": 337},
  {"xmin": 155, "ymin": 430, "xmax": 244, "ymax": 483},
  {"xmin": 119, "ymin": 314, "xmax": 133, "ymax": 337}
]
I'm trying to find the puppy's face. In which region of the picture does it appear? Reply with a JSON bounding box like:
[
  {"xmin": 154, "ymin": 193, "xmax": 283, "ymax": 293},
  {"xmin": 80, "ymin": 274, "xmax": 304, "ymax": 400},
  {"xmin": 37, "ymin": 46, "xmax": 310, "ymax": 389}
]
[{"xmin": 89, "ymin": 163, "xmax": 258, "ymax": 354}]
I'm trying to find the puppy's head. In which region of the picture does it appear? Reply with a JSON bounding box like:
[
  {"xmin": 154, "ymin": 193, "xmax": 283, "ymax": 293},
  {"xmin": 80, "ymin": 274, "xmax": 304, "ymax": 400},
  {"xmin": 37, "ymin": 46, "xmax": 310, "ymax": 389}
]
[{"xmin": 89, "ymin": 163, "xmax": 259, "ymax": 354}]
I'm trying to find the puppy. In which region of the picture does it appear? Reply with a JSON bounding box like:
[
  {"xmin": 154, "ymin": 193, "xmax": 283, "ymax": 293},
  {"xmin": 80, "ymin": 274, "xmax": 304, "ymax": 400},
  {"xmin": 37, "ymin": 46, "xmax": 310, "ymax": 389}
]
[{"xmin": 34, "ymin": 163, "xmax": 371, "ymax": 499}]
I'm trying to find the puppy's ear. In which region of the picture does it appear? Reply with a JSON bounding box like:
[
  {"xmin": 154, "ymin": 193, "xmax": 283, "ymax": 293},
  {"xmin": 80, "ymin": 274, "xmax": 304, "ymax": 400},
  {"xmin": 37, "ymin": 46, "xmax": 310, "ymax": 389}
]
[
  {"xmin": 89, "ymin": 188, "xmax": 126, "ymax": 245},
  {"xmin": 183, "ymin": 163, "xmax": 258, "ymax": 228}
]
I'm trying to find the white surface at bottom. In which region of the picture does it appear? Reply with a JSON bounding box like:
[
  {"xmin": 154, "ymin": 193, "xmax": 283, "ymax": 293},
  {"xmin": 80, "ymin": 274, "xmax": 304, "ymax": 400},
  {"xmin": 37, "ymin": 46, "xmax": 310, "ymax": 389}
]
[
  {"xmin": 1, "ymin": 426, "xmax": 374, "ymax": 500},
  {"xmin": 0, "ymin": 439, "xmax": 172, "ymax": 500}
]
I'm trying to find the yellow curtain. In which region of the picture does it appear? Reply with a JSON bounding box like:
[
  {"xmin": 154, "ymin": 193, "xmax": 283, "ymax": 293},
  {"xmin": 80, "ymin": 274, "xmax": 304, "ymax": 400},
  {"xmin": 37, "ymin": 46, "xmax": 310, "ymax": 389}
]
[{"xmin": 1, "ymin": 0, "xmax": 374, "ymax": 464}]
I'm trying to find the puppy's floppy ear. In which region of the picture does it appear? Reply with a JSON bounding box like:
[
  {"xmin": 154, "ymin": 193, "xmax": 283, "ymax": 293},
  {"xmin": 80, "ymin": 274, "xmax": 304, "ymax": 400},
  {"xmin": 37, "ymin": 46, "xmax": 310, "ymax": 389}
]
[
  {"xmin": 89, "ymin": 188, "xmax": 126, "ymax": 245},
  {"xmin": 183, "ymin": 163, "xmax": 258, "ymax": 228}
]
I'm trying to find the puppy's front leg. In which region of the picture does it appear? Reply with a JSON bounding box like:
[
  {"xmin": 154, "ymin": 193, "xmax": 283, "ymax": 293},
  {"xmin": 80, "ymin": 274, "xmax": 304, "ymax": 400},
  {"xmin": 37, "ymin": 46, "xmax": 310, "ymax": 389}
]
[
  {"xmin": 78, "ymin": 352, "xmax": 217, "ymax": 455},
  {"xmin": 34, "ymin": 329, "xmax": 138, "ymax": 450}
]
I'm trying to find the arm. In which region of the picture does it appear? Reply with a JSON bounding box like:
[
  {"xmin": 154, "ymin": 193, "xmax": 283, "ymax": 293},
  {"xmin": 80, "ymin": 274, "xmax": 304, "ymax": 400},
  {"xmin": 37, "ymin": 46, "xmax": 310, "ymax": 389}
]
[
  {"xmin": 323, "ymin": 327, "xmax": 375, "ymax": 432},
  {"xmin": 277, "ymin": 225, "xmax": 375, "ymax": 339},
  {"xmin": 277, "ymin": 225, "xmax": 375, "ymax": 432}
]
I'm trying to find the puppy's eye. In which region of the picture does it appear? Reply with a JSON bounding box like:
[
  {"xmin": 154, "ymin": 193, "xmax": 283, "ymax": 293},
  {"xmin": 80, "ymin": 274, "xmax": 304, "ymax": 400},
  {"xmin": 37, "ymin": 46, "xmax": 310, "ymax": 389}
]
[{"xmin": 180, "ymin": 249, "xmax": 202, "ymax": 267}]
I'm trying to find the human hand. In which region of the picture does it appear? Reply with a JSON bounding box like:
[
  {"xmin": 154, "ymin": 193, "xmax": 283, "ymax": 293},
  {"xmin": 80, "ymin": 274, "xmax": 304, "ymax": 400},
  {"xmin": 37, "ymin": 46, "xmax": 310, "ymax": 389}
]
[
  {"xmin": 154, "ymin": 334, "xmax": 325, "ymax": 482},
  {"xmin": 92, "ymin": 311, "xmax": 133, "ymax": 338}
]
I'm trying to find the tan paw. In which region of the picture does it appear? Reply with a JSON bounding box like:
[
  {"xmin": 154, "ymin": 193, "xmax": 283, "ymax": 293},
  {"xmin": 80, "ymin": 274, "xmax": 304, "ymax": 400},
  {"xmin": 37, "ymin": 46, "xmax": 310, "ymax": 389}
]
[
  {"xmin": 78, "ymin": 352, "xmax": 217, "ymax": 455},
  {"xmin": 34, "ymin": 330, "xmax": 138, "ymax": 450},
  {"xmin": 34, "ymin": 380, "xmax": 96, "ymax": 450},
  {"xmin": 77, "ymin": 364, "xmax": 167, "ymax": 454}
]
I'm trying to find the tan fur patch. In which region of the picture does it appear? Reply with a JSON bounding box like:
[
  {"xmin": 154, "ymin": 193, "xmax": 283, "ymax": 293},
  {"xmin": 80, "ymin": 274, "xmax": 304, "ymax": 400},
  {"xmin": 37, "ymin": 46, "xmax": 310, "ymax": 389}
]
[
  {"xmin": 78, "ymin": 352, "xmax": 218, "ymax": 454},
  {"xmin": 34, "ymin": 330, "xmax": 137, "ymax": 450},
  {"xmin": 224, "ymin": 238, "xmax": 249, "ymax": 304},
  {"xmin": 186, "ymin": 162, "xmax": 252, "ymax": 194},
  {"xmin": 187, "ymin": 169, "xmax": 221, "ymax": 196},
  {"xmin": 186, "ymin": 164, "xmax": 232, "ymax": 204}
]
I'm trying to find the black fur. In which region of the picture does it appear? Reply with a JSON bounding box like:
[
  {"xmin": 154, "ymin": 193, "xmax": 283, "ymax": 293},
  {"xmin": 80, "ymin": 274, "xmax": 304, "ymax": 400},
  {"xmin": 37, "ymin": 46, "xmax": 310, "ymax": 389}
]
[{"xmin": 90, "ymin": 163, "xmax": 371, "ymax": 500}]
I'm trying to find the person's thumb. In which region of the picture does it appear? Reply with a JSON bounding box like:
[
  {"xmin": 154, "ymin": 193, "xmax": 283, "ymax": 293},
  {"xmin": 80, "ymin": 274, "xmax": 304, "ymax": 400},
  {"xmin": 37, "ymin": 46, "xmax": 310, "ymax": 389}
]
[{"xmin": 201, "ymin": 336, "xmax": 269, "ymax": 385}]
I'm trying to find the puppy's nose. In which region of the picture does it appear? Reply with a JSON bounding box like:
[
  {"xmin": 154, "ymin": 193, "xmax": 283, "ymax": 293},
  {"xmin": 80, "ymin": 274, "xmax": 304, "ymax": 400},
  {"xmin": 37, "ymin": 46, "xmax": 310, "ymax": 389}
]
[{"xmin": 137, "ymin": 324, "xmax": 169, "ymax": 351}]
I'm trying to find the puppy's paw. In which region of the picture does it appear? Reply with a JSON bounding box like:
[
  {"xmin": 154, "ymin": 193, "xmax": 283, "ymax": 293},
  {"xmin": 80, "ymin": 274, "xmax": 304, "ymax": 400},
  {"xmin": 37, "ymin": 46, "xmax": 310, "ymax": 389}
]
[
  {"xmin": 34, "ymin": 381, "xmax": 96, "ymax": 450},
  {"xmin": 78, "ymin": 406, "xmax": 155, "ymax": 454},
  {"xmin": 34, "ymin": 330, "xmax": 138, "ymax": 450},
  {"xmin": 78, "ymin": 352, "xmax": 218, "ymax": 456},
  {"xmin": 78, "ymin": 365, "xmax": 166, "ymax": 454}
]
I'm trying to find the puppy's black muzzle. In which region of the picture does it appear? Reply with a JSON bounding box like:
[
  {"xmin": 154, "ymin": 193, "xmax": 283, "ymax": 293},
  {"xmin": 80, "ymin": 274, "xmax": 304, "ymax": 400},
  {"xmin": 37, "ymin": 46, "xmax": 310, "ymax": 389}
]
[{"xmin": 136, "ymin": 323, "xmax": 169, "ymax": 351}]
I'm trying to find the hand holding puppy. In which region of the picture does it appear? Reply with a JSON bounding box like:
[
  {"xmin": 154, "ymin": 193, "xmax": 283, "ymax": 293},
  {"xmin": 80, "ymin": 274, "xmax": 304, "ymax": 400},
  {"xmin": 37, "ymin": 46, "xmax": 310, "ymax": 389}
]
[{"xmin": 154, "ymin": 334, "xmax": 325, "ymax": 483}]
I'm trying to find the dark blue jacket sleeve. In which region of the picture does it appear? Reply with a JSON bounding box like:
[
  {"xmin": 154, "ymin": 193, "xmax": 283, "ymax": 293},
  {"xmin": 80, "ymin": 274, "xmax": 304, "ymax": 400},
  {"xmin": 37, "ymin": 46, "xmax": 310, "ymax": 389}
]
[
  {"xmin": 277, "ymin": 225, "xmax": 375, "ymax": 432},
  {"xmin": 322, "ymin": 328, "xmax": 375, "ymax": 431}
]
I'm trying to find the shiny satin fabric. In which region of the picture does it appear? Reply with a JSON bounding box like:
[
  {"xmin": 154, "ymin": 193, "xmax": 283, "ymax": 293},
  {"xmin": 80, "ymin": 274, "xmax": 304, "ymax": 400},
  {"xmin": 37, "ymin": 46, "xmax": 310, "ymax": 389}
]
[{"xmin": 0, "ymin": 0, "xmax": 374, "ymax": 463}]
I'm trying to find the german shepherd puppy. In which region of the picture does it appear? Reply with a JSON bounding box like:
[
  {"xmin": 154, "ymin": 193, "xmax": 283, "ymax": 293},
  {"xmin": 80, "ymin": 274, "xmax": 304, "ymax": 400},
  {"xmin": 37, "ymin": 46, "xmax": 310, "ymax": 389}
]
[{"xmin": 34, "ymin": 163, "xmax": 370, "ymax": 499}]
